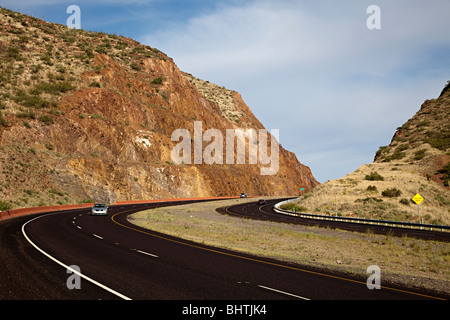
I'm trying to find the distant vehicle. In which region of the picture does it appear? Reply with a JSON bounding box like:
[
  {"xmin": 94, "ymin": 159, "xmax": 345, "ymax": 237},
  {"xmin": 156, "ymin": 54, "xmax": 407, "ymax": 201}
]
[
  {"xmin": 240, "ymin": 193, "xmax": 247, "ymax": 198},
  {"xmin": 257, "ymin": 199, "xmax": 266, "ymax": 205},
  {"xmin": 91, "ymin": 203, "xmax": 108, "ymax": 216}
]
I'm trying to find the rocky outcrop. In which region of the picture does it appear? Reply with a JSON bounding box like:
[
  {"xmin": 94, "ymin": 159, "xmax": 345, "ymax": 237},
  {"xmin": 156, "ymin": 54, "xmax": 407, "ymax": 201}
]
[
  {"xmin": 0, "ymin": 8, "xmax": 318, "ymax": 207},
  {"xmin": 287, "ymin": 82, "xmax": 449, "ymax": 225}
]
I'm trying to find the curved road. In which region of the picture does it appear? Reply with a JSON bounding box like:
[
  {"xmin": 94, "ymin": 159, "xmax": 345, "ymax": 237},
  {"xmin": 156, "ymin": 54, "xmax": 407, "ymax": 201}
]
[
  {"xmin": 222, "ymin": 198, "xmax": 450, "ymax": 242},
  {"xmin": 1, "ymin": 198, "xmax": 448, "ymax": 305}
]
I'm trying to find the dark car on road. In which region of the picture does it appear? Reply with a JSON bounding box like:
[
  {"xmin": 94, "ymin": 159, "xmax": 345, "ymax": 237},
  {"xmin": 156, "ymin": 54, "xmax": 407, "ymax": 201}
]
[{"xmin": 257, "ymin": 199, "xmax": 266, "ymax": 205}]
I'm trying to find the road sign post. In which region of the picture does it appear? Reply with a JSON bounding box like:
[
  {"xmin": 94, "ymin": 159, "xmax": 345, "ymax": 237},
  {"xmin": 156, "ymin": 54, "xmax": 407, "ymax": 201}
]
[{"xmin": 412, "ymin": 193, "xmax": 424, "ymax": 225}]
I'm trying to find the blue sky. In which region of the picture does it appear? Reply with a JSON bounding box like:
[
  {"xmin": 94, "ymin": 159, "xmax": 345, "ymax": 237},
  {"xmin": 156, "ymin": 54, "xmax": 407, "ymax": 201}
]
[{"xmin": 2, "ymin": 0, "xmax": 450, "ymax": 183}]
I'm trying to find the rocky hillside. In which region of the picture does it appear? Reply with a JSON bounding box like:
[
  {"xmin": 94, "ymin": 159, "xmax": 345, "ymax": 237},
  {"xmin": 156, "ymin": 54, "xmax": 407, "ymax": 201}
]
[
  {"xmin": 0, "ymin": 8, "xmax": 318, "ymax": 209},
  {"xmin": 286, "ymin": 82, "xmax": 450, "ymax": 226}
]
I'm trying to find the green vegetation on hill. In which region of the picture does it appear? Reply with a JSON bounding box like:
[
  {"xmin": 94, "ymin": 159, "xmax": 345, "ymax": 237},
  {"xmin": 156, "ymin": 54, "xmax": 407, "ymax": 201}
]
[{"xmin": 0, "ymin": 6, "xmax": 168, "ymax": 130}]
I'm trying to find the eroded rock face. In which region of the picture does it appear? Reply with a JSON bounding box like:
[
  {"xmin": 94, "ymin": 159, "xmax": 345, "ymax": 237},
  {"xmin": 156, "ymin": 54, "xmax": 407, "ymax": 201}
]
[
  {"xmin": 43, "ymin": 55, "xmax": 318, "ymax": 202},
  {"xmin": 0, "ymin": 8, "xmax": 318, "ymax": 206}
]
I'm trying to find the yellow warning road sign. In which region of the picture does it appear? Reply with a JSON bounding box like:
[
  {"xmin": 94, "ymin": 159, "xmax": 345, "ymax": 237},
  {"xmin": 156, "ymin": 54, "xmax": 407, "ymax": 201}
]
[{"xmin": 412, "ymin": 193, "xmax": 424, "ymax": 205}]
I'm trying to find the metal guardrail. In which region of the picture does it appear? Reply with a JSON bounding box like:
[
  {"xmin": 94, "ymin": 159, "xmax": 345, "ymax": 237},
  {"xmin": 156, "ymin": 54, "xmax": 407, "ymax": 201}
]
[{"xmin": 273, "ymin": 198, "xmax": 450, "ymax": 233}]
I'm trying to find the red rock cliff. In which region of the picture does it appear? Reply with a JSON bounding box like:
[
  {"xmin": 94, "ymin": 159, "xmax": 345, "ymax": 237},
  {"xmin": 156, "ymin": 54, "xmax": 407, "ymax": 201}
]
[{"xmin": 0, "ymin": 8, "xmax": 318, "ymax": 206}]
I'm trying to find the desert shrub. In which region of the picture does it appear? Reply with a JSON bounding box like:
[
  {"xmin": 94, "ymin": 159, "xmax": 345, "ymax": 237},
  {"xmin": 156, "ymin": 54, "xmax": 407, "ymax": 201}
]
[
  {"xmin": 396, "ymin": 144, "xmax": 409, "ymax": 152},
  {"xmin": 40, "ymin": 53, "xmax": 53, "ymax": 66},
  {"xmin": 89, "ymin": 81, "xmax": 101, "ymax": 88},
  {"xmin": 414, "ymin": 149, "xmax": 427, "ymax": 160},
  {"xmin": 14, "ymin": 90, "xmax": 50, "ymax": 109},
  {"xmin": 365, "ymin": 171, "xmax": 384, "ymax": 181},
  {"xmin": 280, "ymin": 202, "xmax": 308, "ymax": 212},
  {"xmin": 160, "ymin": 91, "xmax": 168, "ymax": 102},
  {"xmin": 95, "ymin": 46, "xmax": 107, "ymax": 54},
  {"xmin": 131, "ymin": 46, "xmax": 146, "ymax": 54},
  {"xmin": 83, "ymin": 48, "xmax": 94, "ymax": 59},
  {"xmin": 7, "ymin": 46, "xmax": 22, "ymax": 60},
  {"xmin": 399, "ymin": 198, "xmax": 411, "ymax": 206},
  {"xmin": 151, "ymin": 77, "xmax": 163, "ymax": 85},
  {"xmin": 17, "ymin": 109, "xmax": 36, "ymax": 119},
  {"xmin": 438, "ymin": 162, "xmax": 450, "ymax": 186},
  {"xmin": 0, "ymin": 111, "xmax": 7, "ymax": 127},
  {"xmin": 115, "ymin": 41, "xmax": 127, "ymax": 50},
  {"xmin": 355, "ymin": 197, "xmax": 383, "ymax": 204},
  {"xmin": 423, "ymin": 130, "xmax": 450, "ymax": 151},
  {"xmin": 48, "ymin": 188, "xmax": 64, "ymax": 196},
  {"xmin": 56, "ymin": 64, "xmax": 66, "ymax": 74},
  {"xmin": 38, "ymin": 115, "xmax": 54, "ymax": 126},
  {"xmin": 31, "ymin": 64, "xmax": 42, "ymax": 74},
  {"xmin": 0, "ymin": 200, "xmax": 12, "ymax": 211},
  {"xmin": 34, "ymin": 81, "xmax": 75, "ymax": 94},
  {"xmin": 382, "ymin": 187, "xmax": 402, "ymax": 198},
  {"xmin": 435, "ymin": 193, "xmax": 450, "ymax": 206},
  {"xmin": 130, "ymin": 62, "xmax": 141, "ymax": 71},
  {"xmin": 65, "ymin": 36, "xmax": 76, "ymax": 44},
  {"xmin": 383, "ymin": 149, "xmax": 407, "ymax": 162},
  {"xmin": 366, "ymin": 185, "xmax": 378, "ymax": 192},
  {"xmin": 375, "ymin": 146, "xmax": 388, "ymax": 158}
]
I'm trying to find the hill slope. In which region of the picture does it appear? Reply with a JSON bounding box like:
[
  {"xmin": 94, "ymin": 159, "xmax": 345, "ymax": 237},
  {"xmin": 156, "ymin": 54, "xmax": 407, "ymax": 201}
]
[
  {"xmin": 0, "ymin": 8, "xmax": 318, "ymax": 209},
  {"xmin": 287, "ymin": 82, "xmax": 450, "ymax": 226}
]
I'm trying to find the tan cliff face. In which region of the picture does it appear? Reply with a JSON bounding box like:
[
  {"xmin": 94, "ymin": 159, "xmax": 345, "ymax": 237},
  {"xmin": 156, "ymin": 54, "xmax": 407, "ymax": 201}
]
[
  {"xmin": 374, "ymin": 81, "xmax": 450, "ymax": 187},
  {"xmin": 0, "ymin": 8, "xmax": 318, "ymax": 208}
]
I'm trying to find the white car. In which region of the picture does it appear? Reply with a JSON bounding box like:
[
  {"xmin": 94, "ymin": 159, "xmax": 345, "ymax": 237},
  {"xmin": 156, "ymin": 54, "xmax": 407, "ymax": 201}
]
[{"xmin": 91, "ymin": 203, "xmax": 108, "ymax": 216}]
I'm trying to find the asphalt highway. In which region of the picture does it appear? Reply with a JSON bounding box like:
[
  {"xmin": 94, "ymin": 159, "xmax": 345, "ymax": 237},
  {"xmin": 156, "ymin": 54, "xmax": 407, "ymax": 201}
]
[
  {"xmin": 222, "ymin": 198, "xmax": 450, "ymax": 242},
  {"xmin": 1, "ymin": 198, "xmax": 448, "ymax": 305}
]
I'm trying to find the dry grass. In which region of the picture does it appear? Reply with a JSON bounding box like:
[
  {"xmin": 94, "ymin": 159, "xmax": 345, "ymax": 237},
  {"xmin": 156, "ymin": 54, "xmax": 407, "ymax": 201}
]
[
  {"xmin": 128, "ymin": 197, "xmax": 450, "ymax": 295},
  {"xmin": 291, "ymin": 160, "xmax": 450, "ymax": 225}
]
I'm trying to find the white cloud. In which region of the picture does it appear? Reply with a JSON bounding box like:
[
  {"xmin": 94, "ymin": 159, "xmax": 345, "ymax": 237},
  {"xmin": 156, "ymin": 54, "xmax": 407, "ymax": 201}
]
[
  {"xmin": 140, "ymin": 0, "xmax": 450, "ymax": 181},
  {"xmin": 143, "ymin": 1, "xmax": 448, "ymax": 78},
  {"xmin": 6, "ymin": 0, "xmax": 447, "ymax": 182}
]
